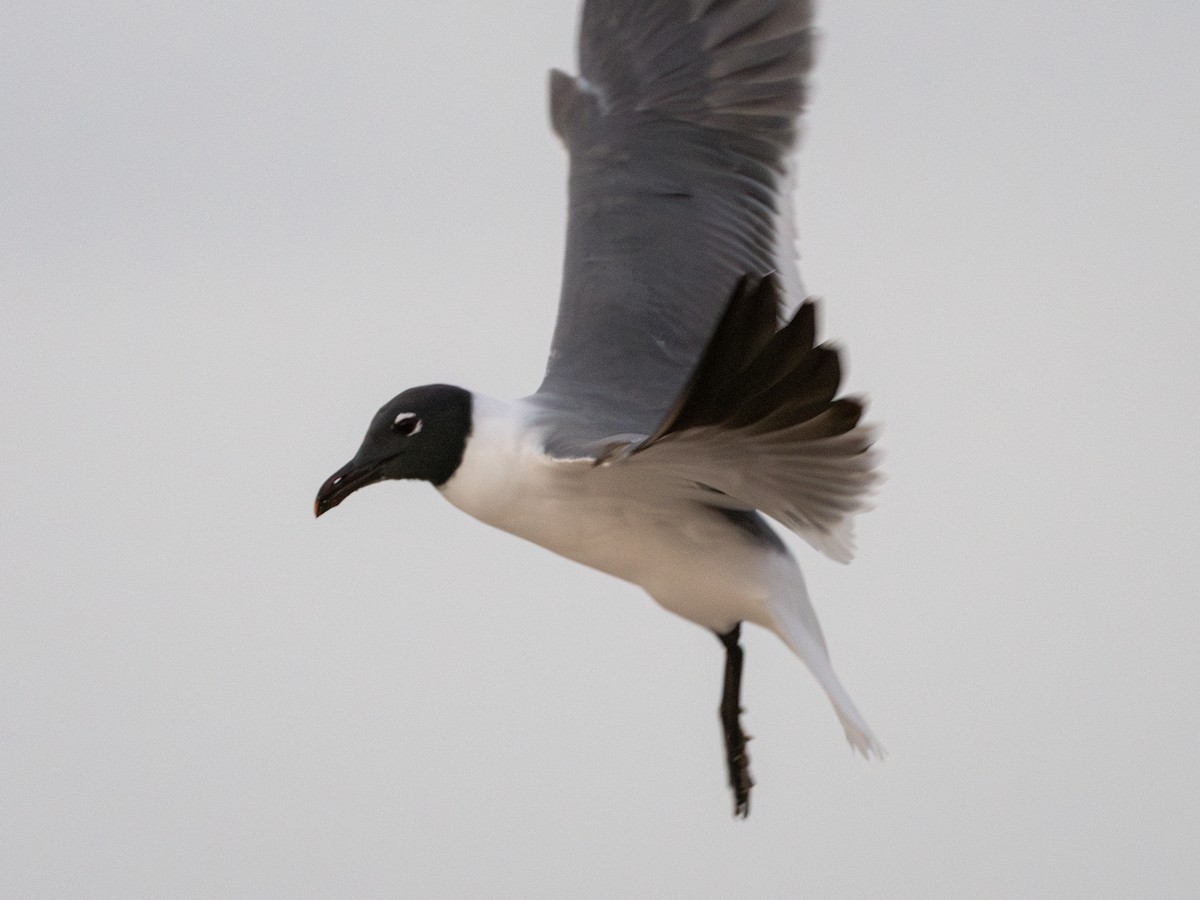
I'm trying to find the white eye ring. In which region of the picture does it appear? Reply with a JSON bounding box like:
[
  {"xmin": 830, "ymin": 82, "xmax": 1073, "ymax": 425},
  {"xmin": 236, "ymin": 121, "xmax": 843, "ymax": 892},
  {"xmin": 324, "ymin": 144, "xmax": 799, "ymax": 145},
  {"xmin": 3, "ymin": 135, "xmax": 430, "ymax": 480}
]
[{"xmin": 393, "ymin": 412, "xmax": 422, "ymax": 436}]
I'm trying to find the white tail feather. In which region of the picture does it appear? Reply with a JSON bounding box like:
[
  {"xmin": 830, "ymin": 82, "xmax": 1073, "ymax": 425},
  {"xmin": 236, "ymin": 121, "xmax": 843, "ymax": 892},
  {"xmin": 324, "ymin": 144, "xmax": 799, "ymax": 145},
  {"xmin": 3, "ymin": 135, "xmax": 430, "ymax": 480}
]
[{"xmin": 766, "ymin": 579, "xmax": 884, "ymax": 759}]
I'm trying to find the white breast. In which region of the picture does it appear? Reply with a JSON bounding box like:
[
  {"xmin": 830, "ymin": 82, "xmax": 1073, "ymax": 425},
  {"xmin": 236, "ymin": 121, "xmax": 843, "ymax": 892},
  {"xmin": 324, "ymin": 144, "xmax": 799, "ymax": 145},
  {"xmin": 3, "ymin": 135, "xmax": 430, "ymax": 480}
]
[{"xmin": 438, "ymin": 394, "xmax": 784, "ymax": 633}]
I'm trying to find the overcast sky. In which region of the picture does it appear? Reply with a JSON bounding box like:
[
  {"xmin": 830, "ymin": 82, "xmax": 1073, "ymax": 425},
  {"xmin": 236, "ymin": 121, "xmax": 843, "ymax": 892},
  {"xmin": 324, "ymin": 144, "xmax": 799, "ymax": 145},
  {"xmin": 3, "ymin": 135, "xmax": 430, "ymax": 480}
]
[{"xmin": 3, "ymin": 2, "xmax": 1199, "ymax": 897}]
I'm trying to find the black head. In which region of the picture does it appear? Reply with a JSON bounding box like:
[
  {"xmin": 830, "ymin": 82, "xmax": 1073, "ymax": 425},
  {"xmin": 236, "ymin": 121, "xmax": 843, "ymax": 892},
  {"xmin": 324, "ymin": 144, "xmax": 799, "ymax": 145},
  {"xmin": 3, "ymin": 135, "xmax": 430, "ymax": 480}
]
[{"xmin": 314, "ymin": 384, "xmax": 472, "ymax": 517}]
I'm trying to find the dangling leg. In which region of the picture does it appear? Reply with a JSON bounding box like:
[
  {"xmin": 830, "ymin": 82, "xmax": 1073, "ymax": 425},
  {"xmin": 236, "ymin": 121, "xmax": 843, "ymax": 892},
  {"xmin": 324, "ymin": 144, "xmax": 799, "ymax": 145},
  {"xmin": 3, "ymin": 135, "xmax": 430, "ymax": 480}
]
[{"xmin": 716, "ymin": 623, "xmax": 753, "ymax": 817}]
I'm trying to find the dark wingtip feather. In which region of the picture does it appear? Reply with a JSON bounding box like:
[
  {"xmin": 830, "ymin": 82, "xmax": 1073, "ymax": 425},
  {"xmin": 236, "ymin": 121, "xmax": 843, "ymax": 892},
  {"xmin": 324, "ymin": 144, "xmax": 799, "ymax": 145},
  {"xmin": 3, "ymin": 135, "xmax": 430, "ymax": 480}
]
[
  {"xmin": 643, "ymin": 272, "xmax": 861, "ymax": 447},
  {"xmin": 648, "ymin": 273, "xmax": 781, "ymax": 438},
  {"xmin": 737, "ymin": 343, "xmax": 842, "ymax": 433}
]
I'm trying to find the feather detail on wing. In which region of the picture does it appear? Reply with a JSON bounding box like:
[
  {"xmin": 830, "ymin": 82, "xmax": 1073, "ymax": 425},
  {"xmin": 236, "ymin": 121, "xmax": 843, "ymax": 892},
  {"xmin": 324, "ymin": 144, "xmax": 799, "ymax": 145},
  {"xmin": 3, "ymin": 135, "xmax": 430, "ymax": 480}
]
[
  {"xmin": 599, "ymin": 274, "xmax": 881, "ymax": 563},
  {"xmin": 536, "ymin": 0, "xmax": 817, "ymax": 456}
]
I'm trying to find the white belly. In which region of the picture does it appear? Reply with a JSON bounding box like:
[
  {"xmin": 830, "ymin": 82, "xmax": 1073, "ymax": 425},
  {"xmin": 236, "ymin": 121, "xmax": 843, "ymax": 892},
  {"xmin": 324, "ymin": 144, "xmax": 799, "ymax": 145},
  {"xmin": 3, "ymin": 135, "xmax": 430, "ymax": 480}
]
[{"xmin": 437, "ymin": 397, "xmax": 787, "ymax": 633}]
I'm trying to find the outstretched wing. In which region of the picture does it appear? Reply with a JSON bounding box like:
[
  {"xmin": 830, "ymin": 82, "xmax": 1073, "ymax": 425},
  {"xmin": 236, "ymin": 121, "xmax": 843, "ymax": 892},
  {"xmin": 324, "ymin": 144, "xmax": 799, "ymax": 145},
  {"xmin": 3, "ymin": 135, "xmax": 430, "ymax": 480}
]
[
  {"xmin": 599, "ymin": 275, "xmax": 881, "ymax": 563},
  {"xmin": 535, "ymin": 0, "xmax": 816, "ymax": 456}
]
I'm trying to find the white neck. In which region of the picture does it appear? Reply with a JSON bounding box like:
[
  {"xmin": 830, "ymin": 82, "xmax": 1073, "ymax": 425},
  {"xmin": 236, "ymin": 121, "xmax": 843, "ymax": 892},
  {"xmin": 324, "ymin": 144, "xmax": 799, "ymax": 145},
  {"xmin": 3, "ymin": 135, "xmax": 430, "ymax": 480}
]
[{"xmin": 438, "ymin": 394, "xmax": 542, "ymax": 529}]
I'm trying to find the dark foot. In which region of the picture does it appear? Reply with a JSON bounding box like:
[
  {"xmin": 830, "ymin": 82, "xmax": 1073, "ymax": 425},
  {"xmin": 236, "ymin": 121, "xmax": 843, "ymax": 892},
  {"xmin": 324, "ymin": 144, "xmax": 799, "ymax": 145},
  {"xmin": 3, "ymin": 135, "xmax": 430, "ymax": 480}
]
[{"xmin": 717, "ymin": 623, "xmax": 753, "ymax": 817}]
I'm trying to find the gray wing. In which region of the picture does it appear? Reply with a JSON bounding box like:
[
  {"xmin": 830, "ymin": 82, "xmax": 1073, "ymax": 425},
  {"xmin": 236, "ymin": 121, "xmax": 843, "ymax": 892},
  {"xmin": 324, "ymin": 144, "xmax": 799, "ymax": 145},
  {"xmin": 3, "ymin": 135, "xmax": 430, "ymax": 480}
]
[{"xmin": 534, "ymin": 0, "xmax": 816, "ymax": 456}]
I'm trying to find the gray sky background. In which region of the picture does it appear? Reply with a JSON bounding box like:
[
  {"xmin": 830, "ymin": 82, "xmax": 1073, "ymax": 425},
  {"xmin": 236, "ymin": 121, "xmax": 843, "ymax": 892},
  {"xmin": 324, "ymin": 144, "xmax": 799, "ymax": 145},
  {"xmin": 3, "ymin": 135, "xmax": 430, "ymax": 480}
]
[{"xmin": 3, "ymin": 2, "xmax": 1199, "ymax": 897}]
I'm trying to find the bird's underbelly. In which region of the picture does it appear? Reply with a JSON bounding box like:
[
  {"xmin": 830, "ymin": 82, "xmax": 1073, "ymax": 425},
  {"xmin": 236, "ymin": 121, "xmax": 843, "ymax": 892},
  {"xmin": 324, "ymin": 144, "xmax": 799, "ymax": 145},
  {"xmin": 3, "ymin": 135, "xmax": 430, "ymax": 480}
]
[
  {"xmin": 449, "ymin": 485, "xmax": 786, "ymax": 633},
  {"xmin": 436, "ymin": 416, "xmax": 794, "ymax": 633}
]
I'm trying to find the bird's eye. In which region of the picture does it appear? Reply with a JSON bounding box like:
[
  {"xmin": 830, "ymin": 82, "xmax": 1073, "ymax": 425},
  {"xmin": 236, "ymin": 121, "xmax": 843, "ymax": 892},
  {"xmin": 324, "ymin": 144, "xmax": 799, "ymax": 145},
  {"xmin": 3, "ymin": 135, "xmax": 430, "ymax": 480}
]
[{"xmin": 392, "ymin": 412, "xmax": 422, "ymax": 436}]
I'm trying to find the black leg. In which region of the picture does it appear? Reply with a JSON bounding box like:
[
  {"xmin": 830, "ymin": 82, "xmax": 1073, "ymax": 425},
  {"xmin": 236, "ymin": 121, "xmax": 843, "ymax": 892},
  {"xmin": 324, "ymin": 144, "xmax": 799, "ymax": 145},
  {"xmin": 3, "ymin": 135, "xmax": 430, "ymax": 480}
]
[{"xmin": 716, "ymin": 623, "xmax": 753, "ymax": 818}]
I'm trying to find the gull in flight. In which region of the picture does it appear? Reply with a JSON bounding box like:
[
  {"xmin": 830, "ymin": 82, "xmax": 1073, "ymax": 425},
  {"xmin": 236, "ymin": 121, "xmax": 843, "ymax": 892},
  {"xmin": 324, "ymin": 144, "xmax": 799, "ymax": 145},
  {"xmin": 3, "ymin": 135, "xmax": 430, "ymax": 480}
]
[{"xmin": 316, "ymin": 0, "xmax": 882, "ymax": 817}]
